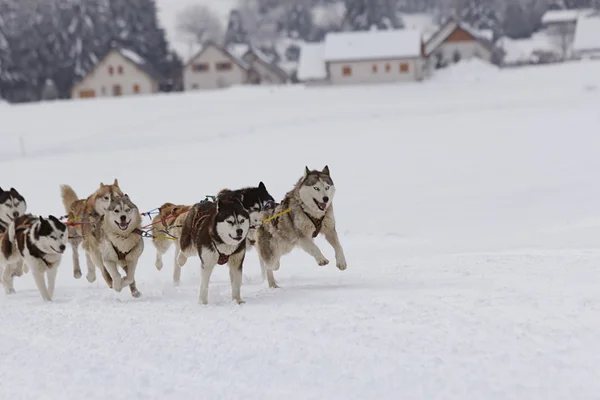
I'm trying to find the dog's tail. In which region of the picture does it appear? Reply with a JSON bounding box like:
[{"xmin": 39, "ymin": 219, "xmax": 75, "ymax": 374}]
[
  {"xmin": 60, "ymin": 184, "xmax": 79, "ymax": 213},
  {"xmin": 179, "ymin": 206, "xmax": 197, "ymax": 254}
]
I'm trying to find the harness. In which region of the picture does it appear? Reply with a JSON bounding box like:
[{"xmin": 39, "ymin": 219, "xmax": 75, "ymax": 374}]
[
  {"xmin": 211, "ymin": 239, "xmax": 244, "ymax": 265},
  {"xmin": 271, "ymin": 199, "xmax": 325, "ymax": 238}
]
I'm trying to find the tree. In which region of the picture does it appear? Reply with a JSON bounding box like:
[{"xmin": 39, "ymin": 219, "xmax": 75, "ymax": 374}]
[
  {"xmin": 176, "ymin": 4, "xmax": 224, "ymax": 46},
  {"xmin": 342, "ymin": 0, "xmax": 403, "ymax": 31}
]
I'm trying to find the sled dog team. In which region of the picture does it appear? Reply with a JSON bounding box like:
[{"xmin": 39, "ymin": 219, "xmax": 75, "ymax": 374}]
[{"xmin": 0, "ymin": 166, "xmax": 347, "ymax": 304}]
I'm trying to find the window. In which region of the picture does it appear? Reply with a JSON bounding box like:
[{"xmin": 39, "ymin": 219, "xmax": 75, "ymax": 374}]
[
  {"xmin": 118, "ymin": 66, "xmax": 124, "ymax": 74},
  {"xmin": 133, "ymin": 84, "xmax": 140, "ymax": 94},
  {"xmin": 193, "ymin": 63, "xmax": 209, "ymax": 72},
  {"xmin": 372, "ymin": 64, "xmax": 378, "ymax": 73},
  {"xmin": 342, "ymin": 66, "xmax": 352, "ymax": 76},
  {"xmin": 385, "ymin": 63, "xmax": 391, "ymax": 72},
  {"xmin": 400, "ymin": 63, "xmax": 409, "ymax": 72},
  {"xmin": 216, "ymin": 62, "xmax": 233, "ymax": 71},
  {"xmin": 108, "ymin": 66, "xmax": 114, "ymax": 75},
  {"xmin": 112, "ymin": 84, "xmax": 122, "ymax": 96}
]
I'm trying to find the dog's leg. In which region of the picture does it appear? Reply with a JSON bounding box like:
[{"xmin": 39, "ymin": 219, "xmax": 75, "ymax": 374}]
[
  {"xmin": 177, "ymin": 250, "xmax": 188, "ymax": 268},
  {"xmin": 103, "ymin": 260, "xmax": 123, "ymax": 292},
  {"xmin": 121, "ymin": 260, "xmax": 137, "ymax": 287},
  {"xmin": 121, "ymin": 265, "xmax": 141, "ymax": 298},
  {"xmin": 99, "ymin": 265, "xmax": 113, "ymax": 289},
  {"xmin": 30, "ymin": 264, "xmax": 51, "ymax": 301},
  {"xmin": 89, "ymin": 251, "xmax": 111, "ymax": 288},
  {"xmin": 128, "ymin": 280, "xmax": 141, "ymax": 298},
  {"xmin": 70, "ymin": 235, "xmax": 82, "ymax": 279},
  {"xmin": 228, "ymin": 258, "xmax": 245, "ymax": 305},
  {"xmin": 259, "ymin": 258, "xmax": 280, "ymax": 289},
  {"xmin": 85, "ymin": 252, "xmax": 96, "ymax": 283},
  {"xmin": 199, "ymin": 261, "xmax": 216, "ymax": 305},
  {"xmin": 298, "ymin": 238, "xmax": 329, "ymax": 266},
  {"xmin": 173, "ymin": 242, "xmax": 182, "ymax": 285},
  {"xmin": 47, "ymin": 266, "xmax": 59, "ymax": 300},
  {"xmin": 323, "ymin": 227, "xmax": 347, "ymax": 271},
  {"xmin": 2, "ymin": 264, "xmax": 16, "ymax": 294},
  {"xmin": 153, "ymin": 237, "xmax": 171, "ymax": 271},
  {"xmin": 12, "ymin": 260, "xmax": 24, "ymax": 277}
]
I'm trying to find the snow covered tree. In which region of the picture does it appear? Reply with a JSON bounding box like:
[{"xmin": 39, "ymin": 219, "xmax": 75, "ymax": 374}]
[
  {"xmin": 285, "ymin": 1, "xmax": 315, "ymax": 40},
  {"xmin": 342, "ymin": 0, "xmax": 404, "ymax": 31},
  {"xmin": 176, "ymin": 4, "xmax": 224, "ymax": 46}
]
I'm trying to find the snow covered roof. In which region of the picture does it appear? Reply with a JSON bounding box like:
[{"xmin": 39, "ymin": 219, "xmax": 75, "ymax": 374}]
[
  {"xmin": 573, "ymin": 16, "xmax": 600, "ymax": 52},
  {"xmin": 228, "ymin": 44, "xmax": 249, "ymax": 59},
  {"xmin": 498, "ymin": 32, "xmax": 559, "ymax": 64},
  {"xmin": 541, "ymin": 9, "xmax": 579, "ymax": 24},
  {"xmin": 116, "ymin": 47, "xmax": 165, "ymax": 82},
  {"xmin": 323, "ymin": 29, "xmax": 422, "ymax": 62},
  {"xmin": 186, "ymin": 42, "xmax": 250, "ymax": 70},
  {"xmin": 424, "ymin": 19, "xmax": 494, "ymax": 56},
  {"xmin": 297, "ymin": 43, "xmax": 327, "ymax": 81}
]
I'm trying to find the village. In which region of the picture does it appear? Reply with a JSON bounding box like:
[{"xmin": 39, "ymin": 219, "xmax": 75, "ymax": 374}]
[{"xmin": 69, "ymin": 8, "xmax": 600, "ymax": 100}]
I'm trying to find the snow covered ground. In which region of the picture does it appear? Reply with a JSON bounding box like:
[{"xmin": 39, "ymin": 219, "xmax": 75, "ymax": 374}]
[{"xmin": 2, "ymin": 60, "xmax": 600, "ymax": 399}]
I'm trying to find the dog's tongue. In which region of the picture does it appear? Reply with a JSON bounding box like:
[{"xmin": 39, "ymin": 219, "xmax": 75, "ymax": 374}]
[
  {"xmin": 318, "ymin": 202, "xmax": 327, "ymax": 210},
  {"xmin": 119, "ymin": 221, "xmax": 129, "ymax": 229}
]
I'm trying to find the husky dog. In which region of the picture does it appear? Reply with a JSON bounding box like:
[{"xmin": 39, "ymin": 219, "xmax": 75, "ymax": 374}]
[
  {"xmin": 60, "ymin": 179, "xmax": 123, "ymax": 282},
  {"xmin": 88, "ymin": 195, "xmax": 144, "ymax": 297},
  {"xmin": 179, "ymin": 196, "xmax": 250, "ymax": 304},
  {"xmin": 0, "ymin": 187, "xmax": 27, "ymax": 234},
  {"xmin": 0, "ymin": 187, "xmax": 27, "ymax": 280},
  {"xmin": 1, "ymin": 214, "xmax": 67, "ymax": 301},
  {"xmin": 172, "ymin": 182, "xmax": 274, "ymax": 284},
  {"xmin": 151, "ymin": 202, "xmax": 191, "ymax": 283},
  {"xmin": 255, "ymin": 166, "xmax": 347, "ymax": 289}
]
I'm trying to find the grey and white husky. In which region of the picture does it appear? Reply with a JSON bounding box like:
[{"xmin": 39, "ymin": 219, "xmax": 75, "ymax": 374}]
[
  {"xmin": 255, "ymin": 166, "xmax": 347, "ymax": 289},
  {"xmin": 0, "ymin": 187, "xmax": 28, "ymax": 280},
  {"xmin": 88, "ymin": 195, "xmax": 144, "ymax": 298},
  {"xmin": 179, "ymin": 196, "xmax": 251, "ymax": 305},
  {"xmin": 1, "ymin": 214, "xmax": 68, "ymax": 301}
]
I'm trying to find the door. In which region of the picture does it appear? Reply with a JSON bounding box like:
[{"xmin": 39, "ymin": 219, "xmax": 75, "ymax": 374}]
[{"xmin": 112, "ymin": 84, "xmax": 122, "ymax": 96}]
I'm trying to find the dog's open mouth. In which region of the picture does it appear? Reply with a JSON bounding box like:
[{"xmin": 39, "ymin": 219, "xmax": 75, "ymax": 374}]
[
  {"xmin": 230, "ymin": 234, "xmax": 243, "ymax": 241},
  {"xmin": 313, "ymin": 199, "xmax": 328, "ymax": 211},
  {"xmin": 115, "ymin": 220, "xmax": 130, "ymax": 231}
]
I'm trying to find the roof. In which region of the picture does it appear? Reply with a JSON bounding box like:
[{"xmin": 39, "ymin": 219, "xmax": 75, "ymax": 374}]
[
  {"xmin": 297, "ymin": 43, "xmax": 327, "ymax": 81},
  {"xmin": 424, "ymin": 19, "xmax": 494, "ymax": 56},
  {"xmin": 185, "ymin": 42, "xmax": 250, "ymax": 70},
  {"xmin": 573, "ymin": 16, "xmax": 600, "ymax": 52},
  {"xmin": 323, "ymin": 29, "xmax": 422, "ymax": 62},
  {"xmin": 116, "ymin": 47, "xmax": 165, "ymax": 82},
  {"xmin": 541, "ymin": 9, "xmax": 579, "ymax": 24},
  {"xmin": 227, "ymin": 43, "xmax": 250, "ymax": 59}
]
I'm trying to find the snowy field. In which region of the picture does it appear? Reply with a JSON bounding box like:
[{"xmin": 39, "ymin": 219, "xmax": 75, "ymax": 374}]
[{"xmin": 2, "ymin": 60, "xmax": 600, "ymax": 399}]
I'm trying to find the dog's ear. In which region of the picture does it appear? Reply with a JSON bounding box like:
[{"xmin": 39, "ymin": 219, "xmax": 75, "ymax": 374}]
[
  {"xmin": 113, "ymin": 178, "xmax": 119, "ymax": 187},
  {"xmin": 322, "ymin": 165, "xmax": 330, "ymax": 175},
  {"xmin": 0, "ymin": 187, "xmax": 4, "ymax": 193},
  {"xmin": 100, "ymin": 182, "xmax": 105, "ymax": 187},
  {"xmin": 258, "ymin": 181, "xmax": 266, "ymax": 191},
  {"xmin": 304, "ymin": 166, "xmax": 310, "ymax": 178}
]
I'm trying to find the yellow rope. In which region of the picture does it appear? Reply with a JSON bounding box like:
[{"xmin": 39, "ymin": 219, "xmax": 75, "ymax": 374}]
[{"xmin": 261, "ymin": 207, "xmax": 292, "ymax": 224}]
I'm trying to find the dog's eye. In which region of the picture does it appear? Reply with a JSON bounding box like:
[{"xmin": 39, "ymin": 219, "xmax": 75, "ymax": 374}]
[
  {"xmin": 325, "ymin": 186, "xmax": 330, "ymax": 190},
  {"xmin": 115, "ymin": 209, "xmax": 120, "ymax": 213},
  {"xmin": 239, "ymin": 219, "xmax": 245, "ymax": 224},
  {"xmin": 313, "ymin": 187, "xmax": 320, "ymax": 191},
  {"xmin": 104, "ymin": 196, "xmax": 109, "ymax": 200},
  {"xmin": 125, "ymin": 209, "xmax": 131, "ymax": 213},
  {"xmin": 227, "ymin": 220, "xmax": 234, "ymax": 225},
  {"xmin": 51, "ymin": 236, "xmax": 57, "ymax": 240}
]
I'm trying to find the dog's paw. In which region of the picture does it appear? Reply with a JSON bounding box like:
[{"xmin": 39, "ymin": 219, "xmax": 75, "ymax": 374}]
[
  {"xmin": 112, "ymin": 280, "xmax": 123, "ymax": 292},
  {"xmin": 6, "ymin": 288, "xmax": 16, "ymax": 294},
  {"xmin": 316, "ymin": 257, "xmax": 329, "ymax": 266},
  {"xmin": 86, "ymin": 272, "xmax": 96, "ymax": 283},
  {"xmin": 131, "ymin": 290, "xmax": 142, "ymax": 298},
  {"xmin": 155, "ymin": 260, "xmax": 163, "ymax": 271},
  {"xmin": 234, "ymin": 297, "xmax": 246, "ymax": 305},
  {"xmin": 73, "ymin": 269, "xmax": 82, "ymax": 279},
  {"xmin": 336, "ymin": 258, "xmax": 347, "ymax": 271},
  {"xmin": 122, "ymin": 277, "xmax": 134, "ymax": 287}
]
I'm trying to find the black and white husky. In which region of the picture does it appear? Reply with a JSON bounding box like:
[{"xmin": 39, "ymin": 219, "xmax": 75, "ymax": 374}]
[
  {"xmin": 0, "ymin": 187, "xmax": 27, "ymax": 280},
  {"xmin": 0, "ymin": 214, "xmax": 67, "ymax": 300},
  {"xmin": 179, "ymin": 196, "xmax": 251, "ymax": 305},
  {"xmin": 255, "ymin": 166, "xmax": 347, "ymax": 289}
]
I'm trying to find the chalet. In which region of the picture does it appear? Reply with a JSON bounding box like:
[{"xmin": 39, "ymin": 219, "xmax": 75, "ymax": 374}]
[
  {"xmin": 297, "ymin": 29, "xmax": 426, "ymax": 86},
  {"xmin": 423, "ymin": 19, "xmax": 495, "ymax": 71},
  {"xmin": 572, "ymin": 14, "xmax": 600, "ymax": 59},
  {"xmin": 228, "ymin": 44, "xmax": 288, "ymax": 85},
  {"xmin": 71, "ymin": 46, "xmax": 164, "ymax": 99}
]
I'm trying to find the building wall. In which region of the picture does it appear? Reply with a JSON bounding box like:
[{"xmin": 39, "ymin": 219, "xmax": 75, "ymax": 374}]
[
  {"xmin": 434, "ymin": 41, "xmax": 492, "ymax": 66},
  {"xmin": 328, "ymin": 58, "xmax": 423, "ymax": 85},
  {"xmin": 183, "ymin": 45, "xmax": 248, "ymax": 91},
  {"xmin": 71, "ymin": 51, "xmax": 155, "ymax": 99},
  {"xmin": 243, "ymin": 53, "xmax": 287, "ymax": 84}
]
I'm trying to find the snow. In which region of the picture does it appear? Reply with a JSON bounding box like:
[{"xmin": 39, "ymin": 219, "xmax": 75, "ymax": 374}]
[
  {"xmin": 118, "ymin": 48, "xmax": 147, "ymax": 65},
  {"xmin": 432, "ymin": 58, "xmax": 500, "ymax": 83},
  {"xmin": 573, "ymin": 16, "xmax": 600, "ymax": 52},
  {"xmin": 324, "ymin": 29, "xmax": 422, "ymax": 62},
  {"xmin": 227, "ymin": 43, "xmax": 250, "ymax": 60},
  {"xmin": 542, "ymin": 9, "xmax": 580, "ymax": 24},
  {"xmin": 297, "ymin": 42, "xmax": 327, "ymax": 81},
  {"xmin": 500, "ymin": 32, "xmax": 559, "ymax": 64},
  {"xmin": 400, "ymin": 12, "xmax": 439, "ymax": 42},
  {"xmin": 2, "ymin": 59, "xmax": 600, "ymax": 399}
]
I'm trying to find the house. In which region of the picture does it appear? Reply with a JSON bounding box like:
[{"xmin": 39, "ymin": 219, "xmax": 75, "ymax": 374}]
[
  {"xmin": 298, "ymin": 29, "xmax": 426, "ymax": 86},
  {"xmin": 71, "ymin": 46, "xmax": 164, "ymax": 99},
  {"xmin": 572, "ymin": 14, "xmax": 600, "ymax": 59},
  {"xmin": 423, "ymin": 18, "xmax": 495, "ymax": 71},
  {"xmin": 183, "ymin": 42, "xmax": 252, "ymax": 91},
  {"xmin": 183, "ymin": 42, "xmax": 288, "ymax": 91},
  {"xmin": 541, "ymin": 9, "xmax": 580, "ymax": 35},
  {"xmin": 228, "ymin": 44, "xmax": 288, "ymax": 85}
]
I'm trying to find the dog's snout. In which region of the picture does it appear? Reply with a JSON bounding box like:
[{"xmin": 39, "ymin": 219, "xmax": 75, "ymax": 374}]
[
  {"xmin": 13, "ymin": 211, "xmax": 19, "ymax": 218},
  {"xmin": 120, "ymin": 215, "xmax": 127, "ymax": 221},
  {"xmin": 236, "ymin": 228, "xmax": 243, "ymax": 237},
  {"xmin": 59, "ymin": 244, "xmax": 66, "ymax": 251},
  {"xmin": 323, "ymin": 196, "xmax": 329, "ymax": 203}
]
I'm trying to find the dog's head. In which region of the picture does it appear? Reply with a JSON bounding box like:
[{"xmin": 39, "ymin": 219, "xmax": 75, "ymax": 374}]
[
  {"xmin": 214, "ymin": 198, "xmax": 250, "ymax": 246},
  {"xmin": 0, "ymin": 187, "xmax": 27, "ymax": 226},
  {"xmin": 158, "ymin": 202, "xmax": 187, "ymax": 219},
  {"xmin": 219, "ymin": 182, "xmax": 275, "ymax": 229},
  {"xmin": 298, "ymin": 165, "xmax": 335, "ymax": 214},
  {"xmin": 92, "ymin": 179, "xmax": 124, "ymax": 215},
  {"xmin": 106, "ymin": 195, "xmax": 140, "ymax": 234},
  {"xmin": 32, "ymin": 215, "xmax": 68, "ymax": 255}
]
